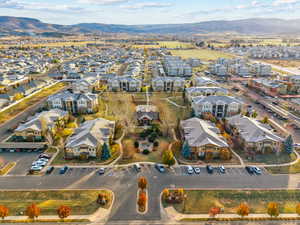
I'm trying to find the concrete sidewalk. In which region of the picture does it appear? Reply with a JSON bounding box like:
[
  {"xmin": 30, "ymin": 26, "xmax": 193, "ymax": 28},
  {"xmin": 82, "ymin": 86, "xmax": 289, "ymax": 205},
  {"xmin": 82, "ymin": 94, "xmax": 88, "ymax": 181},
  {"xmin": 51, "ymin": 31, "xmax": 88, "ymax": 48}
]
[{"xmin": 165, "ymin": 206, "xmax": 300, "ymax": 221}]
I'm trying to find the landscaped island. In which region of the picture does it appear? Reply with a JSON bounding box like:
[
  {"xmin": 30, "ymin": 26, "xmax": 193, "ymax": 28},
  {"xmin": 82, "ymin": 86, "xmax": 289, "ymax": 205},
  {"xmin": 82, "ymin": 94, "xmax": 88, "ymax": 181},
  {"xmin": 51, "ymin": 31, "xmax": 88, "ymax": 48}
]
[{"xmin": 0, "ymin": 190, "xmax": 112, "ymax": 216}]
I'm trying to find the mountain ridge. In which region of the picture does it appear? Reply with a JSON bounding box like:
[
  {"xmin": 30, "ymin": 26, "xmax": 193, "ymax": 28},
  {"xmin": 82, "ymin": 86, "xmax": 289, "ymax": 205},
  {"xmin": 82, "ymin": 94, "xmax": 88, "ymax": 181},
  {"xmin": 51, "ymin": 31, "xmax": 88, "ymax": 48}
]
[{"xmin": 1, "ymin": 16, "xmax": 300, "ymax": 35}]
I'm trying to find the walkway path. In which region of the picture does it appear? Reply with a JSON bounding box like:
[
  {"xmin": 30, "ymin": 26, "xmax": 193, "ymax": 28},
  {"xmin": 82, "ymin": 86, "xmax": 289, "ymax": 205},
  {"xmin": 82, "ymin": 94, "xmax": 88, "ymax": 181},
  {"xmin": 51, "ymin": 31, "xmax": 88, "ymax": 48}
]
[
  {"xmin": 165, "ymin": 98, "xmax": 186, "ymax": 109},
  {"xmin": 165, "ymin": 206, "xmax": 300, "ymax": 222}
]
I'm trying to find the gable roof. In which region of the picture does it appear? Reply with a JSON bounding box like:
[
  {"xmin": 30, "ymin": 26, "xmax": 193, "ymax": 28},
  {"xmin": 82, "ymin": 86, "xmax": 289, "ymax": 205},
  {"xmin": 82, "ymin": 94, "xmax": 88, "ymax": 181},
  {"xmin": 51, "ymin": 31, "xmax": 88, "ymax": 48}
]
[
  {"xmin": 65, "ymin": 118, "xmax": 115, "ymax": 148},
  {"xmin": 181, "ymin": 117, "xmax": 228, "ymax": 148},
  {"xmin": 227, "ymin": 115, "xmax": 284, "ymax": 143}
]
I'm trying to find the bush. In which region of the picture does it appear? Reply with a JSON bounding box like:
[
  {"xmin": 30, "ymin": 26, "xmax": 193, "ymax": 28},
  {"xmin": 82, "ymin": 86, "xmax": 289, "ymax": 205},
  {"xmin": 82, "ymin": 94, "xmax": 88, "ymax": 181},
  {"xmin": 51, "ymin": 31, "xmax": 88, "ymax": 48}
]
[{"xmin": 143, "ymin": 149, "xmax": 150, "ymax": 155}]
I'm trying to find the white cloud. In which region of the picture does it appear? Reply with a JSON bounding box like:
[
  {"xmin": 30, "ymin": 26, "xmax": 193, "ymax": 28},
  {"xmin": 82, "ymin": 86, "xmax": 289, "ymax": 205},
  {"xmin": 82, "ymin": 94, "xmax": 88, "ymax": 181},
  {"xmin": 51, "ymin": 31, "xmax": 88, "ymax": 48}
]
[
  {"xmin": 273, "ymin": 0, "xmax": 300, "ymax": 6},
  {"xmin": 121, "ymin": 2, "xmax": 172, "ymax": 10},
  {"xmin": 77, "ymin": 0, "xmax": 130, "ymax": 5}
]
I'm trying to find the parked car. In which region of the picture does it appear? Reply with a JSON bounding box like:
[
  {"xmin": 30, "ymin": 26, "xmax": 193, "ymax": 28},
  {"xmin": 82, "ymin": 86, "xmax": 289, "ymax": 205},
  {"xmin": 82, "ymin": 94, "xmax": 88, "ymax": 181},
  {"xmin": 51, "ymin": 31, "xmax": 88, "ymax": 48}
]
[
  {"xmin": 38, "ymin": 158, "xmax": 49, "ymax": 162},
  {"xmin": 186, "ymin": 165, "xmax": 194, "ymax": 174},
  {"xmin": 46, "ymin": 166, "xmax": 54, "ymax": 174},
  {"xmin": 59, "ymin": 166, "xmax": 68, "ymax": 174},
  {"xmin": 30, "ymin": 165, "xmax": 43, "ymax": 172},
  {"xmin": 206, "ymin": 165, "xmax": 213, "ymax": 174},
  {"xmin": 134, "ymin": 164, "xmax": 141, "ymax": 172},
  {"xmin": 39, "ymin": 153, "xmax": 51, "ymax": 159},
  {"xmin": 155, "ymin": 164, "xmax": 165, "ymax": 173},
  {"xmin": 219, "ymin": 165, "xmax": 225, "ymax": 173},
  {"xmin": 193, "ymin": 167, "xmax": 201, "ymax": 174},
  {"xmin": 98, "ymin": 168, "xmax": 105, "ymax": 175},
  {"xmin": 245, "ymin": 166, "xmax": 254, "ymax": 174},
  {"xmin": 32, "ymin": 161, "xmax": 47, "ymax": 167},
  {"xmin": 253, "ymin": 166, "xmax": 262, "ymax": 175}
]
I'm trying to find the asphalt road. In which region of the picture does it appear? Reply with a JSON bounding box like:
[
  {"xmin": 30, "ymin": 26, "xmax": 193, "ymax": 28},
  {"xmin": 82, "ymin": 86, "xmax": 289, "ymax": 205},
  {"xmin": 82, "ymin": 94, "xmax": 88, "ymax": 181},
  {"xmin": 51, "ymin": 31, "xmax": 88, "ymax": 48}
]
[{"xmin": 0, "ymin": 165, "xmax": 299, "ymax": 223}]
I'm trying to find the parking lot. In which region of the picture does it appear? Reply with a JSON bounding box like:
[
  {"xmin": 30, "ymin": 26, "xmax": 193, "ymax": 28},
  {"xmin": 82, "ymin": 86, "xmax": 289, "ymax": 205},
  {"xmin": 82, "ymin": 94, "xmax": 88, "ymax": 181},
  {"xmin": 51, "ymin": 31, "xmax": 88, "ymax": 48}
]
[
  {"xmin": 44, "ymin": 164, "xmax": 269, "ymax": 178},
  {"xmin": 0, "ymin": 152, "xmax": 40, "ymax": 175}
]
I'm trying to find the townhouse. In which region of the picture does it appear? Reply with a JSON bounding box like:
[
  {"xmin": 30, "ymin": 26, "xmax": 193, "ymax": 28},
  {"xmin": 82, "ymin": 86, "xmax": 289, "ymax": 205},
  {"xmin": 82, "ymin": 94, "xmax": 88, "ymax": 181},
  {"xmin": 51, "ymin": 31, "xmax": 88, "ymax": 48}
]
[
  {"xmin": 151, "ymin": 77, "xmax": 185, "ymax": 92},
  {"xmin": 107, "ymin": 76, "xmax": 142, "ymax": 92},
  {"xmin": 162, "ymin": 56, "xmax": 192, "ymax": 77}
]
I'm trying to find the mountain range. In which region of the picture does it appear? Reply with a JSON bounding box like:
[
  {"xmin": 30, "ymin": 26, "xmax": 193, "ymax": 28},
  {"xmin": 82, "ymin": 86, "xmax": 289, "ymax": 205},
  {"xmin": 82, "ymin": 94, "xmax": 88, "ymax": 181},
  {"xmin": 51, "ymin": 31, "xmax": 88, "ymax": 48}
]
[{"xmin": 1, "ymin": 16, "xmax": 300, "ymax": 36}]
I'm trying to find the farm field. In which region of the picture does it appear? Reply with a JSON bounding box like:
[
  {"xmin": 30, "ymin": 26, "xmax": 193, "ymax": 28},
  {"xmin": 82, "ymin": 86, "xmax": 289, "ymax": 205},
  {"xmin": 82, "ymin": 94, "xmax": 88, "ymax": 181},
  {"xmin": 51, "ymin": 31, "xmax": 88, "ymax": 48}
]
[
  {"xmin": 262, "ymin": 59, "xmax": 300, "ymax": 68},
  {"xmin": 133, "ymin": 41, "xmax": 194, "ymax": 49},
  {"xmin": 0, "ymin": 190, "xmax": 112, "ymax": 215},
  {"xmin": 170, "ymin": 49, "xmax": 234, "ymax": 61},
  {"xmin": 164, "ymin": 190, "xmax": 300, "ymax": 214}
]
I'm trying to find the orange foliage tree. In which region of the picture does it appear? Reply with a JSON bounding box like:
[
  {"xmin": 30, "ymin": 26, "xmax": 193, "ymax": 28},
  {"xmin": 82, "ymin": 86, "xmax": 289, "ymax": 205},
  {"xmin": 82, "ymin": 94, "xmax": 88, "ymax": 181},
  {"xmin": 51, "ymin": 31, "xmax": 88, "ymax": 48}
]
[
  {"xmin": 57, "ymin": 205, "xmax": 71, "ymax": 220},
  {"xmin": 296, "ymin": 203, "xmax": 300, "ymax": 215},
  {"xmin": 0, "ymin": 205, "xmax": 9, "ymax": 220},
  {"xmin": 138, "ymin": 177, "xmax": 148, "ymax": 190},
  {"xmin": 236, "ymin": 202, "xmax": 250, "ymax": 217},
  {"xmin": 137, "ymin": 192, "xmax": 147, "ymax": 210},
  {"xmin": 209, "ymin": 207, "xmax": 221, "ymax": 217},
  {"xmin": 26, "ymin": 204, "xmax": 41, "ymax": 219}
]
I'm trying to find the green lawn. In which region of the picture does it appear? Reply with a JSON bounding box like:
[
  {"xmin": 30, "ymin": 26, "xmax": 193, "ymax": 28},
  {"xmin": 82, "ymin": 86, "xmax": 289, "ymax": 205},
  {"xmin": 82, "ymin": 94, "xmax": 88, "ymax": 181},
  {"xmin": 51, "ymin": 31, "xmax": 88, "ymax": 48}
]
[
  {"xmin": 0, "ymin": 190, "xmax": 112, "ymax": 216},
  {"xmin": 170, "ymin": 49, "xmax": 234, "ymax": 61},
  {"xmin": 118, "ymin": 137, "xmax": 170, "ymax": 164},
  {"xmin": 266, "ymin": 155, "xmax": 300, "ymax": 174},
  {"xmin": 164, "ymin": 190, "xmax": 300, "ymax": 214},
  {"xmin": 234, "ymin": 148, "xmax": 297, "ymax": 165}
]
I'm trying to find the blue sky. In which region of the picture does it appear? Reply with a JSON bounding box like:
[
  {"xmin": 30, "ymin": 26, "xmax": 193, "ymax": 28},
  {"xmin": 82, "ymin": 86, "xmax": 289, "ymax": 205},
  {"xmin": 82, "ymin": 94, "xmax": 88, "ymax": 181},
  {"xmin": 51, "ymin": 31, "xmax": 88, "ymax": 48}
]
[{"xmin": 0, "ymin": 0, "xmax": 299, "ymax": 25}]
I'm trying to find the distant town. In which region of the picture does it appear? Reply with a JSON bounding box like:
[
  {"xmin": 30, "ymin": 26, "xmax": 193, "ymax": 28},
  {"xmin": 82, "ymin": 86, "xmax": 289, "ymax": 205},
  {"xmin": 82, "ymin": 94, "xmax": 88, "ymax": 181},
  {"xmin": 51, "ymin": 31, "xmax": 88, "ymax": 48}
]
[{"xmin": 1, "ymin": 33, "xmax": 300, "ymax": 225}]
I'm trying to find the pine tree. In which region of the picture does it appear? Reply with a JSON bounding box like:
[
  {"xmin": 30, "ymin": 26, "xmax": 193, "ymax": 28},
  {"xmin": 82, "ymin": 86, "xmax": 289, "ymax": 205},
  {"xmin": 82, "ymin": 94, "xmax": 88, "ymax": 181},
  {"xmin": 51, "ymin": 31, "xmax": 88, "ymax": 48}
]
[
  {"xmin": 101, "ymin": 143, "xmax": 111, "ymax": 161},
  {"xmin": 182, "ymin": 142, "xmax": 191, "ymax": 159},
  {"xmin": 284, "ymin": 135, "xmax": 294, "ymax": 154}
]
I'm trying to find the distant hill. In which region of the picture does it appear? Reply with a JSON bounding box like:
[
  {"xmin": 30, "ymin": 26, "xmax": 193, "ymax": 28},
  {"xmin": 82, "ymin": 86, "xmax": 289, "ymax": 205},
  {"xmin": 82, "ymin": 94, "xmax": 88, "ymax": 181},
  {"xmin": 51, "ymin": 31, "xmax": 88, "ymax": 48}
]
[{"xmin": 1, "ymin": 16, "xmax": 300, "ymax": 36}]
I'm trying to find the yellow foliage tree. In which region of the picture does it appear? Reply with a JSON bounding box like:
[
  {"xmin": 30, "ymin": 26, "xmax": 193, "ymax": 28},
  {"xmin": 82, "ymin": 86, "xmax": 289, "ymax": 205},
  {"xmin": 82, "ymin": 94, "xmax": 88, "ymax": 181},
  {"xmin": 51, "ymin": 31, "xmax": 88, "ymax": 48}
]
[
  {"xmin": 14, "ymin": 93, "xmax": 24, "ymax": 101},
  {"xmin": 267, "ymin": 202, "xmax": 279, "ymax": 217}
]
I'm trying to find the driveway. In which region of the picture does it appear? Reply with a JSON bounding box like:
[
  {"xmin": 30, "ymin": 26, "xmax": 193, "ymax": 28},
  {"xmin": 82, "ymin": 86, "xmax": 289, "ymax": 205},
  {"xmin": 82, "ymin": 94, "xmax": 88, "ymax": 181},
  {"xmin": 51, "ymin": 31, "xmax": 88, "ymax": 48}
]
[{"xmin": 0, "ymin": 152, "xmax": 40, "ymax": 175}]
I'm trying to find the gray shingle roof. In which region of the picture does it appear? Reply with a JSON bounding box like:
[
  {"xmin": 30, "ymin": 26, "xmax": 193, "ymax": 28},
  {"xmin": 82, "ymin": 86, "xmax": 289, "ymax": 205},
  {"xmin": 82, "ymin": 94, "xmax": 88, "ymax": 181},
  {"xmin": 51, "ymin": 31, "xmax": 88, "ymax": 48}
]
[{"xmin": 181, "ymin": 117, "xmax": 228, "ymax": 148}]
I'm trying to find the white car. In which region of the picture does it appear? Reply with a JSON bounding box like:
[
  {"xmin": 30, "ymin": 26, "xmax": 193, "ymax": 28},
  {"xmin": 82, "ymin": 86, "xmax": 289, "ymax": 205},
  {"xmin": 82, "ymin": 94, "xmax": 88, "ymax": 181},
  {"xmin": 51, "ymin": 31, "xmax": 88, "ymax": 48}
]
[
  {"xmin": 253, "ymin": 166, "xmax": 262, "ymax": 175},
  {"xmin": 30, "ymin": 166, "xmax": 43, "ymax": 171},
  {"xmin": 186, "ymin": 166, "xmax": 194, "ymax": 174},
  {"xmin": 38, "ymin": 158, "xmax": 49, "ymax": 162},
  {"xmin": 32, "ymin": 161, "xmax": 47, "ymax": 167},
  {"xmin": 193, "ymin": 167, "xmax": 201, "ymax": 174}
]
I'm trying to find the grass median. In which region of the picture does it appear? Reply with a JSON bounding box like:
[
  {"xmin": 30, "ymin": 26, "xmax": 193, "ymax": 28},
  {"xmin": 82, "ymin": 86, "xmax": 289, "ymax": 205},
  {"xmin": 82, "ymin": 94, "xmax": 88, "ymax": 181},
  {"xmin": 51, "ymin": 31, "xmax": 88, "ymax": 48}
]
[
  {"xmin": 0, "ymin": 190, "xmax": 112, "ymax": 216},
  {"xmin": 164, "ymin": 190, "xmax": 300, "ymax": 214},
  {"xmin": 0, "ymin": 82, "xmax": 67, "ymax": 125}
]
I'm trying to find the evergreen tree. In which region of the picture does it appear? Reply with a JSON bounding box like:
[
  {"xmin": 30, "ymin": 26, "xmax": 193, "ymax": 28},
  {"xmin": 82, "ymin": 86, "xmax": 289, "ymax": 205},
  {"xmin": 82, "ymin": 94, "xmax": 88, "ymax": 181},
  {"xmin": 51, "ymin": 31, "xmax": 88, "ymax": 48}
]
[
  {"xmin": 101, "ymin": 143, "xmax": 111, "ymax": 160},
  {"xmin": 182, "ymin": 142, "xmax": 191, "ymax": 159},
  {"xmin": 284, "ymin": 135, "xmax": 294, "ymax": 154}
]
